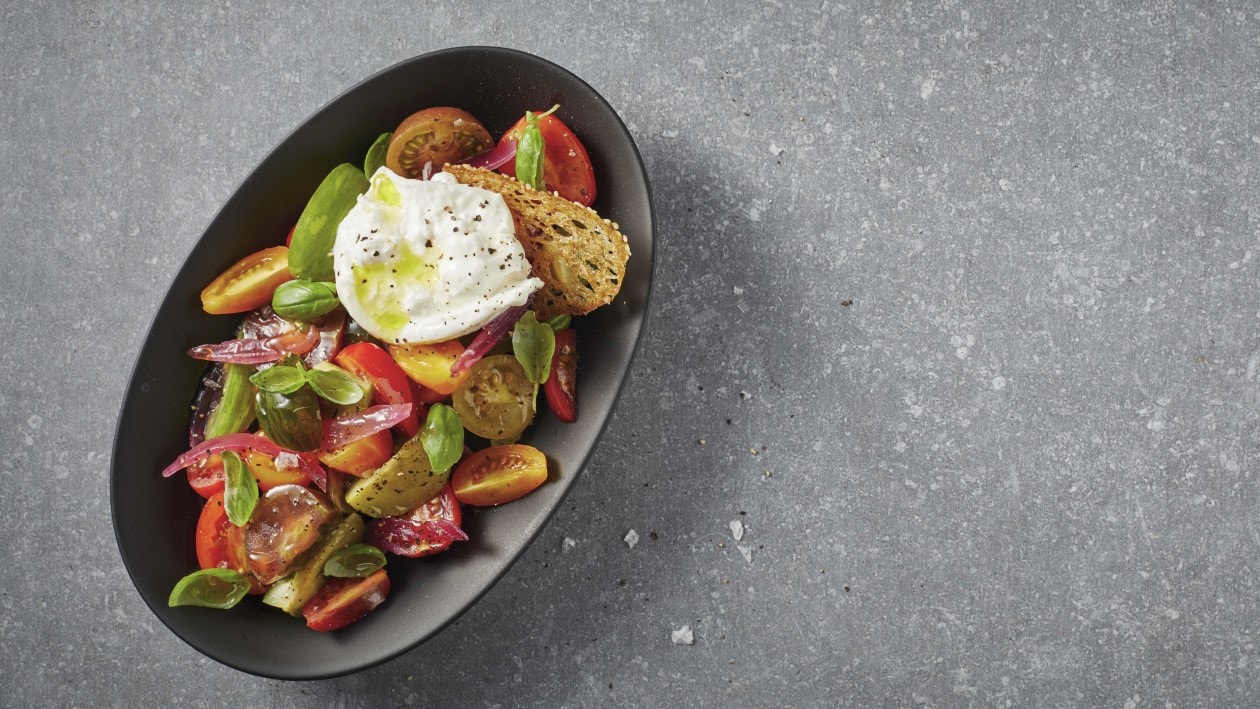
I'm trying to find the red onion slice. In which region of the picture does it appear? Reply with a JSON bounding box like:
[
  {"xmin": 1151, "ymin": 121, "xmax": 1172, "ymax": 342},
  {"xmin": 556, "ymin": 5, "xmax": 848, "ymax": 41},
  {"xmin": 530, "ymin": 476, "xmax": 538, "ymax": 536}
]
[
  {"xmin": 161, "ymin": 432, "xmax": 324, "ymax": 481},
  {"xmin": 459, "ymin": 139, "xmax": 517, "ymax": 171},
  {"xmin": 321, "ymin": 404, "xmax": 413, "ymax": 451},
  {"xmin": 187, "ymin": 326, "xmax": 319, "ymax": 364},
  {"xmin": 450, "ymin": 305, "xmax": 527, "ymax": 376}
]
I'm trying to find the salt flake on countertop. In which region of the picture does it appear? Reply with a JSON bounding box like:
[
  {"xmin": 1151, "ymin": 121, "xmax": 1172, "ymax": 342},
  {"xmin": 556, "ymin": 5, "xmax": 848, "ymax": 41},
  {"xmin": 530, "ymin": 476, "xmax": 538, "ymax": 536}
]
[
  {"xmin": 769, "ymin": 141, "xmax": 784, "ymax": 156},
  {"xmin": 671, "ymin": 625, "xmax": 694, "ymax": 645},
  {"xmin": 562, "ymin": 537, "xmax": 577, "ymax": 553},
  {"xmin": 737, "ymin": 544, "xmax": 753, "ymax": 563},
  {"xmin": 729, "ymin": 520, "xmax": 745, "ymax": 541},
  {"xmin": 624, "ymin": 529, "xmax": 640, "ymax": 549}
]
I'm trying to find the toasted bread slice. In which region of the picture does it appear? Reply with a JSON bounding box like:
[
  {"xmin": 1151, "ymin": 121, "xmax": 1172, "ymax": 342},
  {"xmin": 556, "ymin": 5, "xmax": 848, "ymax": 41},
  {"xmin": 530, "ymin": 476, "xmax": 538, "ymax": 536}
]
[{"xmin": 442, "ymin": 164, "xmax": 629, "ymax": 318}]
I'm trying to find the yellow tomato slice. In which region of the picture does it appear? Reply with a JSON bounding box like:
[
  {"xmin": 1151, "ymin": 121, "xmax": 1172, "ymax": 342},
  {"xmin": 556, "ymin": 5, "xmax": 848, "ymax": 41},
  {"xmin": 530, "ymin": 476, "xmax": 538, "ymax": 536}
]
[
  {"xmin": 389, "ymin": 340, "xmax": 469, "ymax": 395},
  {"xmin": 201, "ymin": 245, "xmax": 294, "ymax": 315},
  {"xmin": 451, "ymin": 444, "xmax": 548, "ymax": 506}
]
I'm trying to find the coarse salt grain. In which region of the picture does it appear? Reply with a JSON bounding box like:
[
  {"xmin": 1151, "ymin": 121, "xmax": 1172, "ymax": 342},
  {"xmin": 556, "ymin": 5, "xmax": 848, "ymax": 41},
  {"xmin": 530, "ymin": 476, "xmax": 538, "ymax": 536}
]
[
  {"xmin": 671, "ymin": 625, "xmax": 694, "ymax": 645},
  {"xmin": 562, "ymin": 537, "xmax": 577, "ymax": 553},
  {"xmin": 729, "ymin": 520, "xmax": 744, "ymax": 541},
  {"xmin": 737, "ymin": 544, "xmax": 753, "ymax": 563},
  {"xmin": 624, "ymin": 529, "xmax": 640, "ymax": 549}
]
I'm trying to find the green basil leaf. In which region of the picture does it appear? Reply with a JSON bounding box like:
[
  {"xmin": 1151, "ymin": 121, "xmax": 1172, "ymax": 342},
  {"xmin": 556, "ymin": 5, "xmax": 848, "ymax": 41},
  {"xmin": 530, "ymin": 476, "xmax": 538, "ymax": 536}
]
[
  {"xmin": 364, "ymin": 132, "xmax": 391, "ymax": 177},
  {"xmin": 305, "ymin": 368, "xmax": 367, "ymax": 406},
  {"xmin": 204, "ymin": 363, "xmax": 257, "ymax": 439},
  {"xmin": 223, "ymin": 451, "xmax": 259, "ymax": 527},
  {"xmin": 249, "ymin": 365, "xmax": 307, "ymax": 395},
  {"xmin": 323, "ymin": 543, "xmax": 387, "ymax": 578},
  {"xmin": 512, "ymin": 310, "xmax": 555, "ymax": 386},
  {"xmin": 289, "ymin": 163, "xmax": 369, "ymax": 281},
  {"xmin": 514, "ymin": 105, "xmax": 559, "ymax": 190},
  {"xmin": 421, "ymin": 403, "xmax": 464, "ymax": 476},
  {"xmin": 542, "ymin": 314, "xmax": 571, "ymax": 332},
  {"xmin": 168, "ymin": 568, "xmax": 250, "ymax": 609},
  {"xmin": 272, "ymin": 280, "xmax": 340, "ymax": 322}
]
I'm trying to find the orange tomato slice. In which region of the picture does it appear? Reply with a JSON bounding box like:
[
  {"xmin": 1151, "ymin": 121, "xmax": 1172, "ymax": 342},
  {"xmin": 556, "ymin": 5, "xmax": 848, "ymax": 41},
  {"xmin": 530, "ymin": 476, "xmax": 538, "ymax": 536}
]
[
  {"xmin": 201, "ymin": 246, "xmax": 294, "ymax": 315},
  {"xmin": 451, "ymin": 444, "xmax": 548, "ymax": 506}
]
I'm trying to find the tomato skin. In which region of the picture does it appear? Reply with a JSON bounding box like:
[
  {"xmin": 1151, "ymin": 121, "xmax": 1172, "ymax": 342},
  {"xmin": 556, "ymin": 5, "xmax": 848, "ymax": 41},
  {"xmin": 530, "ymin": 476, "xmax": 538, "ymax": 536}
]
[
  {"xmin": 201, "ymin": 246, "xmax": 295, "ymax": 315},
  {"xmin": 498, "ymin": 113, "xmax": 596, "ymax": 206},
  {"xmin": 544, "ymin": 328, "xmax": 578, "ymax": 423},
  {"xmin": 245, "ymin": 484, "xmax": 336, "ymax": 585},
  {"xmin": 194, "ymin": 493, "xmax": 263, "ymax": 593},
  {"xmin": 386, "ymin": 107, "xmax": 493, "ymax": 178},
  {"xmin": 302, "ymin": 568, "xmax": 390, "ymax": 632},
  {"xmin": 389, "ymin": 340, "xmax": 469, "ymax": 396},
  {"xmin": 451, "ymin": 444, "xmax": 548, "ymax": 506},
  {"xmin": 334, "ymin": 342, "xmax": 421, "ymax": 437},
  {"xmin": 319, "ymin": 428, "xmax": 393, "ymax": 476},
  {"xmin": 366, "ymin": 483, "xmax": 463, "ymax": 557}
]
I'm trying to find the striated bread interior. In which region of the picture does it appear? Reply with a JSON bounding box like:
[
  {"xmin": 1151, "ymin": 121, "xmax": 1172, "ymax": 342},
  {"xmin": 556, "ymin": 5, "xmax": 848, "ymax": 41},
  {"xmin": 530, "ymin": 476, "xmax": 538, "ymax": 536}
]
[{"xmin": 442, "ymin": 164, "xmax": 630, "ymax": 318}]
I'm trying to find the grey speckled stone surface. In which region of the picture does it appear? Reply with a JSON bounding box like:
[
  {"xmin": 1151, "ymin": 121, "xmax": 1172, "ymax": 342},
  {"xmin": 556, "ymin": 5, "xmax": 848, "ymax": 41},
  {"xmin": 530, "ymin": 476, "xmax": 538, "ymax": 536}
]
[{"xmin": 3, "ymin": 1, "xmax": 1259, "ymax": 706}]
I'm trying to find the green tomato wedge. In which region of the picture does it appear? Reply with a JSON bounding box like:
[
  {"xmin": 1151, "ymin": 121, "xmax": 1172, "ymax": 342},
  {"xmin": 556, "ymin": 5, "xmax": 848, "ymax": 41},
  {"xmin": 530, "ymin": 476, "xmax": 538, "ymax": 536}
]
[
  {"xmin": 323, "ymin": 543, "xmax": 387, "ymax": 578},
  {"xmin": 168, "ymin": 568, "xmax": 250, "ymax": 609},
  {"xmin": 204, "ymin": 363, "xmax": 257, "ymax": 440},
  {"xmin": 289, "ymin": 163, "xmax": 369, "ymax": 281},
  {"xmin": 364, "ymin": 132, "xmax": 391, "ymax": 177}
]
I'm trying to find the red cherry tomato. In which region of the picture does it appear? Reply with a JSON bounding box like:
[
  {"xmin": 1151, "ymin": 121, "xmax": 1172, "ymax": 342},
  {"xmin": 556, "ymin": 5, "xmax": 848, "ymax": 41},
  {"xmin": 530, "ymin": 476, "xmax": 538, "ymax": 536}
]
[
  {"xmin": 301, "ymin": 569, "xmax": 391, "ymax": 632},
  {"xmin": 543, "ymin": 327, "xmax": 577, "ymax": 422},
  {"xmin": 498, "ymin": 112, "xmax": 596, "ymax": 206},
  {"xmin": 200, "ymin": 246, "xmax": 295, "ymax": 315},
  {"xmin": 187, "ymin": 434, "xmax": 313, "ymax": 498},
  {"xmin": 333, "ymin": 342, "xmax": 421, "ymax": 437},
  {"xmin": 366, "ymin": 483, "xmax": 464, "ymax": 558},
  {"xmin": 194, "ymin": 493, "xmax": 263, "ymax": 593},
  {"xmin": 451, "ymin": 444, "xmax": 548, "ymax": 506}
]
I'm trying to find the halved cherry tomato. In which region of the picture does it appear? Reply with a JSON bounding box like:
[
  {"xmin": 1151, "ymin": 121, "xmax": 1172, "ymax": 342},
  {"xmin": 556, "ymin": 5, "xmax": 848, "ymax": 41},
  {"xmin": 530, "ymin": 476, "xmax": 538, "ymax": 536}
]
[
  {"xmin": 451, "ymin": 354, "xmax": 535, "ymax": 440},
  {"xmin": 194, "ymin": 492, "xmax": 263, "ymax": 593},
  {"xmin": 498, "ymin": 112, "xmax": 596, "ymax": 206},
  {"xmin": 544, "ymin": 327, "xmax": 578, "ymax": 422},
  {"xmin": 451, "ymin": 444, "xmax": 548, "ymax": 506},
  {"xmin": 238, "ymin": 306, "xmax": 321, "ymax": 359},
  {"xmin": 366, "ymin": 483, "xmax": 463, "ymax": 558},
  {"xmin": 386, "ymin": 107, "xmax": 493, "ymax": 179},
  {"xmin": 334, "ymin": 342, "xmax": 420, "ymax": 437},
  {"xmin": 186, "ymin": 435, "xmax": 312, "ymax": 498},
  {"xmin": 201, "ymin": 246, "xmax": 295, "ymax": 315},
  {"xmin": 244, "ymin": 484, "xmax": 335, "ymax": 584},
  {"xmin": 319, "ymin": 428, "xmax": 393, "ymax": 476},
  {"xmin": 301, "ymin": 568, "xmax": 390, "ymax": 632},
  {"xmin": 389, "ymin": 340, "xmax": 470, "ymax": 396}
]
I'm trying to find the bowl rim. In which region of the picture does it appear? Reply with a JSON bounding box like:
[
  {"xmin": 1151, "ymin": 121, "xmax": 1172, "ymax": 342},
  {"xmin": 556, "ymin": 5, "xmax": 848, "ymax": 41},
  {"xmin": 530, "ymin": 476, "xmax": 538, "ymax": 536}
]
[{"xmin": 110, "ymin": 45, "xmax": 656, "ymax": 679}]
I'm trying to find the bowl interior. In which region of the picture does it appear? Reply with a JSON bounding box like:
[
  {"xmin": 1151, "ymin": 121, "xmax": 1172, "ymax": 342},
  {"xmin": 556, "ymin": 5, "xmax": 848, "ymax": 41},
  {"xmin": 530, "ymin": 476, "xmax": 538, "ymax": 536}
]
[{"xmin": 112, "ymin": 47, "xmax": 653, "ymax": 680}]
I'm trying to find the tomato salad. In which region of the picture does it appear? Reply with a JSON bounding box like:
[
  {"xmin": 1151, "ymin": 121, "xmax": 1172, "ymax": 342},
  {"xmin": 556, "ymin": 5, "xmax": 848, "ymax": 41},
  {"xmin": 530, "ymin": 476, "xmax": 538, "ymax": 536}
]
[{"xmin": 162, "ymin": 105, "xmax": 605, "ymax": 631}]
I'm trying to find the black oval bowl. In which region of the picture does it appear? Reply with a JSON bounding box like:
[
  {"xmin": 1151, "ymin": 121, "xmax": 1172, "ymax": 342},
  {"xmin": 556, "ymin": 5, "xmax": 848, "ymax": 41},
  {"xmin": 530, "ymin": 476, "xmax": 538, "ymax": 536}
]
[{"xmin": 112, "ymin": 47, "xmax": 654, "ymax": 680}]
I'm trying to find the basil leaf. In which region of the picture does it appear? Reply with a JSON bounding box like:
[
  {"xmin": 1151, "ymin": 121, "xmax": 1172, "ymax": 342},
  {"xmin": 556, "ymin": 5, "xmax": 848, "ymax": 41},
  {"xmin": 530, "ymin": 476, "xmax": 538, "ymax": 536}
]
[
  {"xmin": 323, "ymin": 543, "xmax": 387, "ymax": 578},
  {"xmin": 168, "ymin": 568, "xmax": 250, "ymax": 609},
  {"xmin": 272, "ymin": 280, "xmax": 340, "ymax": 321},
  {"xmin": 542, "ymin": 314, "xmax": 571, "ymax": 332},
  {"xmin": 514, "ymin": 105, "xmax": 559, "ymax": 190},
  {"xmin": 421, "ymin": 403, "xmax": 464, "ymax": 476},
  {"xmin": 305, "ymin": 368, "xmax": 366, "ymax": 406},
  {"xmin": 250, "ymin": 365, "xmax": 307, "ymax": 395},
  {"xmin": 512, "ymin": 310, "xmax": 555, "ymax": 386},
  {"xmin": 223, "ymin": 451, "xmax": 258, "ymax": 527},
  {"xmin": 364, "ymin": 131, "xmax": 391, "ymax": 176}
]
